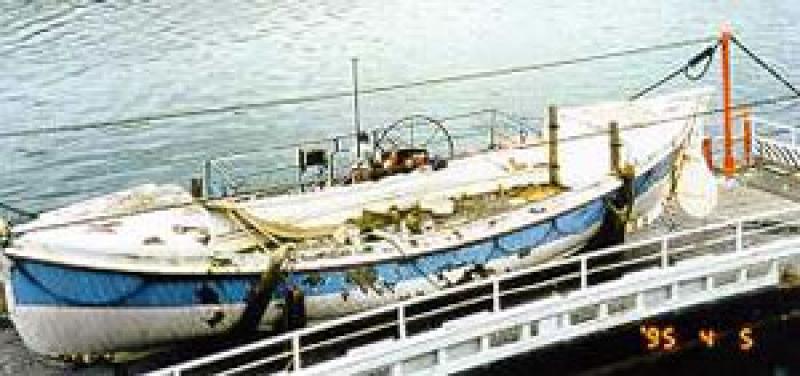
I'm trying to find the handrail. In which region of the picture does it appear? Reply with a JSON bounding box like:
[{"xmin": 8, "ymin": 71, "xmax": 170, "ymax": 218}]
[
  {"xmin": 204, "ymin": 107, "xmax": 540, "ymax": 195},
  {"xmin": 297, "ymin": 244, "xmax": 788, "ymax": 375},
  {"xmin": 149, "ymin": 204, "xmax": 800, "ymax": 375},
  {"xmin": 752, "ymin": 116, "xmax": 797, "ymax": 132},
  {"xmin": 752, "ymin": 116, "xmax": 797, "ymax": 145}
]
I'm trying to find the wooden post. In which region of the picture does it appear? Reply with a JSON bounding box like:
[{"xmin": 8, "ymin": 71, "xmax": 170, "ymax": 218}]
[
  {"xmin": 548, "ymin": 105, "xmax": 561, "ymax": 186},
  {"xmin": 202, "ymin": 160, "xmax": 212, "ymax": 200},
  {"xmin": 489, "ymin": 109, "xmax": 497, "ymax": 149},
  {"xmin": 721, "ymin": 24, "xmax": 735, "ymax": 177},
  {"xmin": 0, "ymin": 280, "xmax": 6, "ymax": 316},
  {"xmin": 702, "ymin": 137, "xmax": 714, "ymax": 171},
  {"xmin": 327, "ymin": 151, "xmax": 336, "ymax": 187},
  {"xmin": 190, "ymin": 178, "xmax": 203, "ymax": 199},
  {"xmin": 742, "ymin": 108, "xmax": 752, "ymax": 167},
  {"xmin": 609, "ymin": 120, "xmax": 622, "ymax": 175},
  {"xmin": 296, "ymin": 148, "xmax": 305, "ymax": 192}
]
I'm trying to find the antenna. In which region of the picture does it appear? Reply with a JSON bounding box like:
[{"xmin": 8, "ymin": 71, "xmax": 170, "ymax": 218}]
[{"xmin": 351, "ymin": 57, "xmax": 362, "ymax": 161}]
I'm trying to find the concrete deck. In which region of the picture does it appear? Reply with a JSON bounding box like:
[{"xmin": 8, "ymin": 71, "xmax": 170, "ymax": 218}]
[{"xmin": 627, "ymin": 170, "xmax": 799, "ymax": 242}]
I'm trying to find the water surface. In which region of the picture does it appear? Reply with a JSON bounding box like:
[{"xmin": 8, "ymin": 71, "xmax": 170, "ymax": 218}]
[{"xmin": 1, "ymin": 0, "xmax": 799, "ymax": 211}]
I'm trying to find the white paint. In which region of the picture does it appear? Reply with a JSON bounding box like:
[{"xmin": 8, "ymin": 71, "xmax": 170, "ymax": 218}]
[
  {"xmin": 293, "ymin": 246, "xmax": 787, "ymax": 376},
  {"xmin": 12, "ymin": 304, "xmax": 246, "ymax": 356},
  {"xmin": 149, "ymin": 206, "xmax": 800, "ymax": 376}
]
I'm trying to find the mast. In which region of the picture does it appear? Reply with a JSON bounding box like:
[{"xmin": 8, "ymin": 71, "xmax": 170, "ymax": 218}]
[{"xmin": 352, "ymin": 57, "xmax": 362, "ymax": 161}]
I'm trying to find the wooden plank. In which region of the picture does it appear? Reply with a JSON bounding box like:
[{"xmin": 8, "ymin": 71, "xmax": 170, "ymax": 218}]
[{"xmin": 0, "ymin": 281, "xmax": 6, "ymax": 317}]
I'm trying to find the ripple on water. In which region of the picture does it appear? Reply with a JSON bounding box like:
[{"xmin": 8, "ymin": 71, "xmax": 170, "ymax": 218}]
[{"xmin": 1, "ymin": 0, "xmax": 800, "ymax": 210}]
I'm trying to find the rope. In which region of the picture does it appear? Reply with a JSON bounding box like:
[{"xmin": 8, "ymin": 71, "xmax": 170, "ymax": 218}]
[
  {"xmin": 369, "ymin": 230, "xmax": 444, "ymax": 290},
  {"xmin": 538, "ymin": 94, "xmax": 800, "ymax": 151},
  {"xmin": 485, "ymin": 199, "xmax": 605, "ymax": 264},
  {"xmin": 484, "ymin": 221, "xmax": 555, "ymax": 263},
  {"xmin": 684, "ymin": 44, "xmax": 717, "ymax": 81},
  {"xmin": 206, "ymin": 200, "xmax": 342, "ymax": 240},
  {"xmin": 731, "ymin": 36, "xmax": 800, "ymax": 98},
  {"xmin": 12, "ymin": 201, "xmax": 194, "ymax": 236},
  {"xmin": 630, "ymin": 42, "xmax": 719, "ymax": 100},
  {"xmin": 0, "ymin": 37, "xmax": 714, "ymax": 139},
  {"xmin": 15, "ymin": 262, "xmax": 148, "ymax": 307},
  {"xmin": 212, "ymin": 201, "xmax": 294, "ymax": 334},
  {"xmin": 10, "ymin": 93, "xmax": 800, "ymax": 237}
]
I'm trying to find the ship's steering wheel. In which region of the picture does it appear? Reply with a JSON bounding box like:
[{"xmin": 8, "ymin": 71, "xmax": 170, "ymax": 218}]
[{"xmin": 373, "ymin": 115, "xmax": 454, "ymax": 161}]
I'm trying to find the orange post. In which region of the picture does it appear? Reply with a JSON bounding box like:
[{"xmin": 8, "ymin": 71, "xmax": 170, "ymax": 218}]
[
  {"xmin": 702, "ymin": 137, "xmax": 714, "ymax": 171},
  {"xmin": 721, "ymin": 25, "xmax": 735, "ymax": 177},
  {"xmin": 742, "ymin": 108, "xmax": 752, "ymax": 166}
]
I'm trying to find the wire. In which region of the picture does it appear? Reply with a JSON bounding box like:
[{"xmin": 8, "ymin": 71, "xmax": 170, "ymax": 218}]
[
  {"xmin": 731, "ymin": 36, "xmax": 800, "ymax": 98},
  {"xmin": 549, "ymin": 94, "xmax": 800, "ymax": 148},
  {"xmin": 630, "ymin": 42, "xmax": 719, "ymax": 100},
  {"xmin": 684, "ymin": 44, "xmax": 717, "ymax": 81},
  {"xmin": 751, "ymin": 98, "xmax": 800, "ymax": 116},
  {"xmin": 11, "ymin": 93, "xmax": 799, "ymax": 236},
  {"xmin": 0, "ymin": 37, "xmax": 714, "ymax": 139}
]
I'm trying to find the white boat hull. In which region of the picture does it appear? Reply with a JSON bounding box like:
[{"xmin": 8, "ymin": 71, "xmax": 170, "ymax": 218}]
[
  {"xmin": 5, "ymin": 171, "xmax": 671, "ymax": 356},
  {"xmin": 3, "ymin": 89, "xmax": 711, "ymax": 357}
]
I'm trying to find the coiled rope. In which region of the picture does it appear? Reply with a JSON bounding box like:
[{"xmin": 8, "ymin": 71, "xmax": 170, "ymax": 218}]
[{"xmin": 630, "ymin": 41, "xmax": 719, "ymax": 100}]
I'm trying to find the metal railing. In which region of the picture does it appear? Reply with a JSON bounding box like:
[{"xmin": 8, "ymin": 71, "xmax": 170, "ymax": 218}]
[
  {"xmin": 702, "ymin": 116, "xmax": 800, "ymax": 169},
  {"xmin": 753, "ymin": 116, "xmax": 798, "ymax": 148},
  {"xmin": 299, "ymin": 238, "xmax": 784, "ymax": 375},
  {"xmin": 750, "ymin": 116, "xmax": 800, "ymax": 169},
  {"xmin": 202, "ymin": 108, "xmax": 542, "ymax": 197},
  {"xmin": 148, "ymin": 205, "xmax": 800, "ymax": 376}
]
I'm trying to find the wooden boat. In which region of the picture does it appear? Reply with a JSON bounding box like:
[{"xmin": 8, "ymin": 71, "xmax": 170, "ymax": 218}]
[{"xmin": 0, "ymin": 89, "xmax": 711, "ymax": 357}]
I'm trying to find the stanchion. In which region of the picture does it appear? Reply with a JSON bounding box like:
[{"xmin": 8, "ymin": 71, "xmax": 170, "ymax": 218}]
[
  {"xmin": 721, "ymin": 24, "xmax": 735, "ymax": 177},
  {"xmin": 548, "ymin": 105, "xmax": 561, "ymax": 186},
  {"xmin": 702, "ymin": 137, "xmax": 714, "ymax": 171},
  {"xmin": 742, "ymin": 108, "xmax": 753, "ymax": 167}
]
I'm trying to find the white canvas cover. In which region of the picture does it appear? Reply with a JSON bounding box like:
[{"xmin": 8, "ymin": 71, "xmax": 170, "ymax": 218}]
[{"xmin": 246, "ymin": 88, "xmax": 713, "ymax": 227}]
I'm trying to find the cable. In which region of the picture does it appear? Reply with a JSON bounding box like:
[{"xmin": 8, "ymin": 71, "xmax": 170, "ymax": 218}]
[
  {"xmin": 751, "ymin": 98, "xmax": 800, "ymax": 117},
  {"xmin": 0, "ymin": 37, "xmax": 714, "ymax": 139},
  {"xmin": 684, "ymin": 44, "xmax": 717, "ymax": 81},
  {"xmin": 731, "ymin": 36, "xmax": 800, "ymax": 98},
  {"xmin": 630, "ymin": 42, "xmax": 719, "ymax": 100},
  {"xmin": 11, "ymin": 93, "xmax": 799, "ymax": 236}
]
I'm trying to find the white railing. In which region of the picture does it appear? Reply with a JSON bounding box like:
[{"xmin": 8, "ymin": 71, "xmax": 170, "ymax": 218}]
[
  {"xmin": 753, "ymin": 116, "xmax": 798, "ymax": 149},
  {"xmin": 749, "ymin": 116, "xmax": 800, "ymax": 169},
  {"xmin": 298, "ymin": 241, "xmax": 786, "ymax": 375},
  {"xmin": 205, "ymin": 109, "xmax": 542, "ymax": 197},
  {"xmin": 148, "ymin": 205, "xmax": 800, "ymax": 376}
]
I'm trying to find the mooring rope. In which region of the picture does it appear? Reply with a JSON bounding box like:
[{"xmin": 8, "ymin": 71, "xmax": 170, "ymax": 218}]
[
  {"xmin": 630, "ymin": 41, "xmax": 719, "ymax": 100},
  {"xmin": 8, "ymin": 93, "xmax": 800, "ymax": 236},
  {"xmin": 731, "ymin": 36, "xmax": 800, "ymax": 98}
]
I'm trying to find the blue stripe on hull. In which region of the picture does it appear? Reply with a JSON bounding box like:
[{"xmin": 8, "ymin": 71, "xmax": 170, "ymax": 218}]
[
  {"xmin": 282, "ymin": 198, "xmax": 605, "ymax": 297},
  {"xmin": 8, "ymin": 150, "xmax": 676, "ymax": 308},
  {"xmin": 634, "ymin": 151, "xmax": 674, "ymax": 196},
  {"xmin": 12, "ymin": 263, "xmax": 255, "ymax": 306},
  {"xmin": 9, "ymin": 199, "xmax": 603, "ymax": 307}
]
